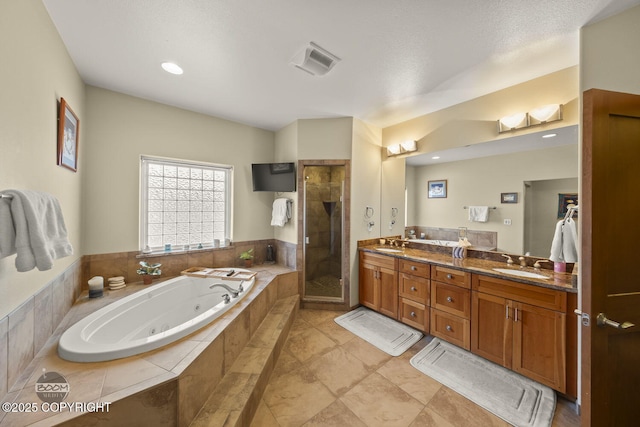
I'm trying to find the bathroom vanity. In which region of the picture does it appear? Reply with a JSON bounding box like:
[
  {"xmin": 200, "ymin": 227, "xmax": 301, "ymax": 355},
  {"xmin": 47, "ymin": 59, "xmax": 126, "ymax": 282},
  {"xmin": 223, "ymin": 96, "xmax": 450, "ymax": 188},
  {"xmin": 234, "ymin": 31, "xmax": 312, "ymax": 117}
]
[{"xmin": 358, "ymin": 245, "xmax": 577, "ymax": 397}]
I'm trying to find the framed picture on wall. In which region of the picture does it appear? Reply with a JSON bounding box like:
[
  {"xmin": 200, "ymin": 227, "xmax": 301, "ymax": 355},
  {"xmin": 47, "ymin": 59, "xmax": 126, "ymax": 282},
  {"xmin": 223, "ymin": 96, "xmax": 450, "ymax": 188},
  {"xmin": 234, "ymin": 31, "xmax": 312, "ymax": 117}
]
[
  {"xmin": 557, "ymin": 193, "xmax": 578, "ymax": 219},
  {"xmin": 501, "ymin": 192, "xmax": 518, "ymax": 203},
  {"xmin": 57, "ymin": 98, "xmax": 79, "ymax": 172},
  {"xmin": 428, "ymin": 180, "xmax": 447, "ymax": 198}
]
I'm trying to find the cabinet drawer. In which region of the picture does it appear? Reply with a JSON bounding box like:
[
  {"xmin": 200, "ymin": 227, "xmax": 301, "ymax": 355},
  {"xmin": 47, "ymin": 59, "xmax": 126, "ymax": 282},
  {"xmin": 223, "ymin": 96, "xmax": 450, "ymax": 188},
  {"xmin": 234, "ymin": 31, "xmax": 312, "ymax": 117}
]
[
  {"xmin": 431, "ymin": 309, "xmax": 470, "ymax": 350},
  {"xmin": 360, "ymin": 251, "xmax": 397, "ymax": 270},
  {"xmin": 431, "ymin": 266, "xmax": 471, "ymax": 289},
  {"xmin": 399, "ymin": 259, "xmax": 430, "ymax": 278},
  {"xmin": 431, "ymin": 281, "xmax": 470, "ymax": 319},
  {"xmin": 399, "ymin": 274, "xmax": 430, "ymax": 304},
  {"xmin": 472, "ymin": 274, "xmax": 566, "ymax": 312},
  {"xmin": 399, "ymin": 298, "xmax": 429, "ymax": 332}
]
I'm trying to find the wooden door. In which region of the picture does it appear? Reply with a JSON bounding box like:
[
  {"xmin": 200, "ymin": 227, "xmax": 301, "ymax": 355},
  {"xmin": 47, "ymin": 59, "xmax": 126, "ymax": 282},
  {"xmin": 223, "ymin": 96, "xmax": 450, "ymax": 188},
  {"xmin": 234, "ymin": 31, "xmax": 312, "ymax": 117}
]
[
  {"xmin": 512, "ymin": 302, "xmax": 566, "ymax": 392},
  {"xmin": 582, "ymin": 89, "xmax": 640, "ymax": 426},
  {"xmin": 378, "ymin": 265, "xmax": 398, "ymax": 318},
  {"xmin": 471, "ymin": 291, "xmax": 512, "ymax": 367}
]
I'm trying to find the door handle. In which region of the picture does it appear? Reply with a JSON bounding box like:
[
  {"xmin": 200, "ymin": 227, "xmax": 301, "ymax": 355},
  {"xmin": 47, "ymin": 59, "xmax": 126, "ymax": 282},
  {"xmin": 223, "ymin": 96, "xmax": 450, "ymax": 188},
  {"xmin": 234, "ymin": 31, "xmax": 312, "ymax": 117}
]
[{"xmin": 596, "ymin": 313, "xmax": 635, "ymax": 330}]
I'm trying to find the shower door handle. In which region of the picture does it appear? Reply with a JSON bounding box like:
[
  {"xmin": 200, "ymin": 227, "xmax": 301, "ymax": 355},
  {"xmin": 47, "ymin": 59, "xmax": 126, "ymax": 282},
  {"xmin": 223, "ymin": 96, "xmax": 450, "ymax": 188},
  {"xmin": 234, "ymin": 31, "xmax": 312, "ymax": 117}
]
[{"xmin": 305, "ymin": 236, "xmax": 310, "ymax": 244}]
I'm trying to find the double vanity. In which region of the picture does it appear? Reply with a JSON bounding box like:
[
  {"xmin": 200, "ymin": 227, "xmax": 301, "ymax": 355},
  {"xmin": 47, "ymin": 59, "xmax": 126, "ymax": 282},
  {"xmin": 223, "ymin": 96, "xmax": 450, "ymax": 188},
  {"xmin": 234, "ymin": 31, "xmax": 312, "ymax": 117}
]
[{"xmin": 358, "ymin": 243, "xmax": 577, "ymax": 398}]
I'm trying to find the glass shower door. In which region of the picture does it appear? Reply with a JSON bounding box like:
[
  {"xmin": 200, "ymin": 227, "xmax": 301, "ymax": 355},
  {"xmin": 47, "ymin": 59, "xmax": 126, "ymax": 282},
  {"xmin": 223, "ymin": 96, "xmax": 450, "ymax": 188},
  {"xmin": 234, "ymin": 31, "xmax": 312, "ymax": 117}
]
[{"xmin": 303, "ymin": 165, "xmax": 344, "ymax": 301}]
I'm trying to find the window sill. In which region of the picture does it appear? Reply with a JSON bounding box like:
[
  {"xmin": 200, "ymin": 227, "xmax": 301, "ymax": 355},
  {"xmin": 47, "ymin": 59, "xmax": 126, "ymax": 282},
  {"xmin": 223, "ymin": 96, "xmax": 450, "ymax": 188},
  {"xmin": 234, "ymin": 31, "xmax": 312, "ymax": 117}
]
[{"xmin": 136, "ymin": 245, "xmax": 233, "ymax": 259}]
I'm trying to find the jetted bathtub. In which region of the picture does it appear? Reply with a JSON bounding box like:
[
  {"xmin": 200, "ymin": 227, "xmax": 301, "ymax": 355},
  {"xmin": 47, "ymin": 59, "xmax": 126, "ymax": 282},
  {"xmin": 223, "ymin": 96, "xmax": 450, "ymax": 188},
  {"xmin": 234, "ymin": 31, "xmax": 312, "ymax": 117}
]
[{"xmin": 58, "ymin": 271, "xmax": 255, "ymax": 362}]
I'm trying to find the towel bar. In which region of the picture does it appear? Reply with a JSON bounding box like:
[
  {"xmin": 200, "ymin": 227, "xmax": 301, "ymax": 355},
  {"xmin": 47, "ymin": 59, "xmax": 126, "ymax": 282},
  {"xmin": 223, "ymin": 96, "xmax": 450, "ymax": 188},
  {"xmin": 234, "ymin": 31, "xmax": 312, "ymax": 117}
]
[
  {"xmin": 463, "ymin": 206, "xmax": 496, "ymax": 209},
  {"xmin": 0, "ymin": 193, "xmax": 13, "ymax": 199}
]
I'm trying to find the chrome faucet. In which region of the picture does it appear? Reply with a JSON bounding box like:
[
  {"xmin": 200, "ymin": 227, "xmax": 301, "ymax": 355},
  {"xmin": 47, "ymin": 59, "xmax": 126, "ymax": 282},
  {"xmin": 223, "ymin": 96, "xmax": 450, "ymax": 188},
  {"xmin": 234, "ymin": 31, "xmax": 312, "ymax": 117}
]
[{"xmin": 210, "ymin": 282, "xmax": 244, "ymax": 298}]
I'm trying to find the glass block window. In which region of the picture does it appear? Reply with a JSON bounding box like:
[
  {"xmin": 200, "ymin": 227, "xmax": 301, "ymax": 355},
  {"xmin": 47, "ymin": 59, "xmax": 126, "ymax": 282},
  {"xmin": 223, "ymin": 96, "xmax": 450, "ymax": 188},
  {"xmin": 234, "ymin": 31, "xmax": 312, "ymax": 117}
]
[{"xmin": 140, "ymin": 156, "xmax": 232, "ymax": 251}]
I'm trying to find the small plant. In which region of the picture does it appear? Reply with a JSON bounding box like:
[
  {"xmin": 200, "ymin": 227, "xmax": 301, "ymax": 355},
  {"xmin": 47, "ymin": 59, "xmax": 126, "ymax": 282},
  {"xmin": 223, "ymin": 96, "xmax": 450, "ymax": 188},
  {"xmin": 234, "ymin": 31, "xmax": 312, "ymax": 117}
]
[
  {"xmin": 137, "ymin": 261, "xmax": 162, "ymax": 276},
  {"xmin": 239, "ymin": 249, "xmax": 254, "ymax": 260}
]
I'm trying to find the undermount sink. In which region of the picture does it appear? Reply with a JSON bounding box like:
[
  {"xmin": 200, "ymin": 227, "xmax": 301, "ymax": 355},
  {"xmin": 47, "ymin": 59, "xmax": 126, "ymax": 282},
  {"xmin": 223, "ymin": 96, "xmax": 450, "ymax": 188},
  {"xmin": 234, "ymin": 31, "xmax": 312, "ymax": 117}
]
[
  {"xmin": 375, "ymin": 247, "xmax": 403, "ymax": 253},
  {"xmin": 492, "ymin": 268, "xmax": 550, "ymax": 280}
]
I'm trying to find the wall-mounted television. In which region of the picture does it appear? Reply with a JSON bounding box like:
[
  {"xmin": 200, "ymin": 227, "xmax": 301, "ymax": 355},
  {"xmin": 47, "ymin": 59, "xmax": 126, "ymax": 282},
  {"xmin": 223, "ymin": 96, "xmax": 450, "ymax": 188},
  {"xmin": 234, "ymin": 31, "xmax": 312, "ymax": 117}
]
[{"xmin": 251, "ymin": 162, "xmax": 296, "ymax": 192}]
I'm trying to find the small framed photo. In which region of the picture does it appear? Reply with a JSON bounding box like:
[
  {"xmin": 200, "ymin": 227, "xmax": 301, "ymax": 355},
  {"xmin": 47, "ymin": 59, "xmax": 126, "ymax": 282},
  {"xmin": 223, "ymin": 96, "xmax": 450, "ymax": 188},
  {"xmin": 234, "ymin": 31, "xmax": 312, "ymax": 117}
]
[
  {"xmin": 501, "ymin": 192, "xmax": 518, "ymax": 204},
  {"xmin": 557, "ymin": 193, "xmax": 578, "ymax": 219},
  {"xmin": 428, "ymin": 180, "xmax": 447, "ymax": 198},
  {"xmin": 57, "ymin": 98, "xmax": 79, "ymax": 172}
]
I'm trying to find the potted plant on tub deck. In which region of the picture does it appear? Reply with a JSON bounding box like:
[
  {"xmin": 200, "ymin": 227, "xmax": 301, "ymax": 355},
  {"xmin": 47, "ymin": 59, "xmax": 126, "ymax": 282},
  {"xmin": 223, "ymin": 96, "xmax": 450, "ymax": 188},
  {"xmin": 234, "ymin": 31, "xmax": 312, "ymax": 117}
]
[
  {"xmin": 240, "ymin": 249, "xmax": 254, "ymax": 268},
  {"xmin": 137, "ymin": 261, "xmax": 162, "ymax": 285}
]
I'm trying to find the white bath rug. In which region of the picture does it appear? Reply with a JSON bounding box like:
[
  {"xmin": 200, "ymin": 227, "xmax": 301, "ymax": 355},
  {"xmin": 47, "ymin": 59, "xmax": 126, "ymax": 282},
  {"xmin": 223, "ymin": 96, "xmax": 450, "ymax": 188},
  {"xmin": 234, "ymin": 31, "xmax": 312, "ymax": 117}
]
[
  {"xmin": 334, "ymin": 307, "xmax": 422, "ymax": 356},
  {"xmin": 410, "ymin": 338, "xmax": 556, "ymax": 427}
]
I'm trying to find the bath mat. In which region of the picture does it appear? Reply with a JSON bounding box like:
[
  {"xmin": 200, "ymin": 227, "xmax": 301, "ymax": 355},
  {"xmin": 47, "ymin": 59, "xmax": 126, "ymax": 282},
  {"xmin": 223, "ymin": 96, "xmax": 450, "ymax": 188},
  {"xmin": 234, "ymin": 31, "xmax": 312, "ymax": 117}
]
[
  {"xmin": 410, "ymin": 338, "xmax": 556, "ymax": 427},
  {"xmin": 334, "ymin": 307, "xmax": 422, "ymax": 356}
]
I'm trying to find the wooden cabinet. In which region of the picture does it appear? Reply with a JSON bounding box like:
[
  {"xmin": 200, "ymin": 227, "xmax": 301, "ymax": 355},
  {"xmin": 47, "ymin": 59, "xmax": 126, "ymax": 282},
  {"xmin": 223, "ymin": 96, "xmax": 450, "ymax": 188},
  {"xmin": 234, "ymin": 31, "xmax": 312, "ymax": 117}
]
[
  {"xmin": 471, "ymin": 274, "xmax": 567, "ymax": 393},
  {"xmin": 359, "ymin": 252, "xmax": 398, "ymax": 318},
  {"xmin": 430, "ymin": 266, "xmax": 471, "ymax": 350},
  {"xmin": 398, "ymin": 259, "xmax": 430, "ymax": 331}
]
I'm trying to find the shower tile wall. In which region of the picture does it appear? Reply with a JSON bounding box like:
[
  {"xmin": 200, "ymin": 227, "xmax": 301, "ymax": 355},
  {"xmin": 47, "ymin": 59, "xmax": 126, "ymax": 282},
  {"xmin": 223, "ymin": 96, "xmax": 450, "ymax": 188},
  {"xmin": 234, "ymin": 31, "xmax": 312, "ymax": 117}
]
[{"xmin": 305, "ymin": 166, "xmax": 343, "ymax": 282}]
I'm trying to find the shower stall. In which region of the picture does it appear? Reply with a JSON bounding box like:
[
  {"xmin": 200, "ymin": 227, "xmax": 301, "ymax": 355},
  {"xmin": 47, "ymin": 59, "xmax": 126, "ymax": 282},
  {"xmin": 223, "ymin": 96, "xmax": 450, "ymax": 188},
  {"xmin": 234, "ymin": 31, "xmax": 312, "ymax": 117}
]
[{"xmin": 302, "ymin": 164, "xmax": 346, "ymax": 302}]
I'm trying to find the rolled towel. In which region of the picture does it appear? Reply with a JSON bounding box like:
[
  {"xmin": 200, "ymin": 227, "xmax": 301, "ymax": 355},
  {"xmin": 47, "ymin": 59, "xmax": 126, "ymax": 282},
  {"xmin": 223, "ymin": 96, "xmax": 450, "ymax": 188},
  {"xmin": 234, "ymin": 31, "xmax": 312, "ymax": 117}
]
[{"xmin": 0, "ymin": 197, "xmax": 16, "ymax": 259}]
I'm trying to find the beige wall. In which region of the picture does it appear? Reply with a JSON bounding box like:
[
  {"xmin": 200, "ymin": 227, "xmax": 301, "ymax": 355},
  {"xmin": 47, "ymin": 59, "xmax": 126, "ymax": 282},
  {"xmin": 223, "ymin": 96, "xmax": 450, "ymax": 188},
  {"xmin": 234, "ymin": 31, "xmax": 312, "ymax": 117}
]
[
  {"xmin": 408, "ymin": 143, "xmax": 578, "ymax": 254},
  {"xmin": 0, "ymin": 0, "xmax": 85, "ymax": 319},
  {"xmin": 273, "ymin": 121, "xmax": 299, "ymax": 244},
  {"xmin": 297, "ymin": 118, "xmax": 353, "ymax": 160},
  {"xmin": 351, "ymin": 119, "xmax": 383, "ymax": 306},
  {"xmin": 82, "ymin": 87, "xmax": 275, "ymax": 254},
  {"xmin": 581, "ymin": 4, "xmax": 640, "ymax": 95}
]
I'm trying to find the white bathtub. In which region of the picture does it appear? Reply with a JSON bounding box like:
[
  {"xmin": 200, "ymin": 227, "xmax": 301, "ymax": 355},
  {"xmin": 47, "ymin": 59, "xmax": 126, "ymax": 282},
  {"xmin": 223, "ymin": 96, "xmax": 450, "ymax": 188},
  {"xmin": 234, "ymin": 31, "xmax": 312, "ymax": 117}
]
[
  {"xmin": 409, "ymin": 239, "xmax": 461, "ymax": 247},
  {"xmin": 58, "ymin": 271, "xmax": 255, "ymax": 362}
]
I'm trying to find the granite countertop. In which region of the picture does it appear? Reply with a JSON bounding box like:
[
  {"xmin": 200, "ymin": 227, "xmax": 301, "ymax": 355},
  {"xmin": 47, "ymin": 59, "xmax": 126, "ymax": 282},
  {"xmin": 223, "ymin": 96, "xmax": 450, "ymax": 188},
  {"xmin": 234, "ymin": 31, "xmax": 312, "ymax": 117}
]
[{"xmin": 360, "ymin": 245, "xmax": 577, "ymax": 293}]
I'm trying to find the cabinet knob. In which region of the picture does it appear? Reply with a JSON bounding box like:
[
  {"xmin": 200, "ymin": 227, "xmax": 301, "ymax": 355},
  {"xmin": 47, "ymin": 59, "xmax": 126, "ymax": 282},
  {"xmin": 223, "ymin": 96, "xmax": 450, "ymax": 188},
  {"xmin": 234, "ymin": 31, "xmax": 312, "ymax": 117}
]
[
  {"xmin": 446, "ymin": 273, "xmax": 453, "ymax": 280},
  {"xmin": 411, "ymin": 286, "xmax": 417, "ymax": 291},
  {"xmin": 410, "ymin": 311, "xmax": 416, "ymax": 317},
  {"xmin": 446, "ymin": 296, "xmax": 453, "ymax": 303},
  {"xmin": 411, "ymin": 266, "xmax": 417, "ymax": 271},
  {"xmin": 446, "ymin": 325, "xmax": 452, "ymax": 332}
]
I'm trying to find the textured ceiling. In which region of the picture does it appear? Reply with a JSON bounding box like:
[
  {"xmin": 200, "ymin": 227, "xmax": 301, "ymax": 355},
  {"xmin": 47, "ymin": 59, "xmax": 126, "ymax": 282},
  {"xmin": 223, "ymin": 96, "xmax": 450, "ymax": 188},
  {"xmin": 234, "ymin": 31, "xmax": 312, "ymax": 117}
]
[{"xmin": 43, "ymin": 0, "xmax": 640, "ymax": 131}]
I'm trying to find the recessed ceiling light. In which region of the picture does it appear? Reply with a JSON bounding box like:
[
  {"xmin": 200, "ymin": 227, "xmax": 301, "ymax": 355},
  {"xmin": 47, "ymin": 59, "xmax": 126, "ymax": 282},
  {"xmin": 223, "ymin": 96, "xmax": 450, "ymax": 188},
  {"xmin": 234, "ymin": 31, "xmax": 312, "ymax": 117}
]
[
  {"xmin": 161, "ymin": 62, "xmax": 183, "ymax": 75},
  {"xmin": 542, "ymin": 133, "xmax": 557, "ymax": 139},
  {"xmin": 432, "ymin": 156, "xmax": 440, "ymax": 160}
]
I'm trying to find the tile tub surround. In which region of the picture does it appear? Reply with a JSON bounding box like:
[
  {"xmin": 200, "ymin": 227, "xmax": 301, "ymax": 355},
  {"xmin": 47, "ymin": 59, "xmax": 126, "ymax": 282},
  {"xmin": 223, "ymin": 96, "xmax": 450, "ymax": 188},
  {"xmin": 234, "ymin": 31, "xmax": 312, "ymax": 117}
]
[
  {"xmin": 81, "ymin": 238, "xmax": 296, "ymax": 292},
  {"xmin": 0, "ymin": 260, "xmax": 82, "ymax": 402},
  {"xmin": 0, "ymin": 266, "xmax": 298, "ymax": 427}
]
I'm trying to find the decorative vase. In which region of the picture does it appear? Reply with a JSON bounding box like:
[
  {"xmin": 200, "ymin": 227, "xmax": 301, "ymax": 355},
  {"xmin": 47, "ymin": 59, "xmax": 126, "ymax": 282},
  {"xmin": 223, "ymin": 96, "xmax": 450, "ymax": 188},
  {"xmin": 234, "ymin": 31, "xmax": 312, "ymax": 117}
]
[
  {"xmin": 143, "ymin": 275, "xmax": 153, "ymax": 285},
  {"xmin": 244, "ymin": 259, "xmax": 253, "ymax": 268}
]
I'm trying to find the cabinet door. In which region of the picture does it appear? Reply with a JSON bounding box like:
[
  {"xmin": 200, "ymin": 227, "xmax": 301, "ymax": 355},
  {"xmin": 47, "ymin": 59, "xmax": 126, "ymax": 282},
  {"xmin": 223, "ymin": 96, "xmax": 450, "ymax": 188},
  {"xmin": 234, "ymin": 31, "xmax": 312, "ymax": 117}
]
[
  {"xmin": 378, "ymin": 266, "xmax": 398, "ymax": 318},
  {"xmin": 359, "ymin": 262, "xmax": 378, "ymax": 310},
  {"xmin": 471, "ymin": 291, "xmax": 512, "ymax": 368},
  {"xmin": 512, "ymin": 302, "xmax": 566, "ymax": 393}
]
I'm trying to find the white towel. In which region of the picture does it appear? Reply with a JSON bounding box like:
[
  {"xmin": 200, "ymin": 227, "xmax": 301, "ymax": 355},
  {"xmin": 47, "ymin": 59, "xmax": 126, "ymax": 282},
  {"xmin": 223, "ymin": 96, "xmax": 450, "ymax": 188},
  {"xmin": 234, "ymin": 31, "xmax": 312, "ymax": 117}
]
[
  {"xmin": 562, "ymin": 218, "xmax": 579, "ymax": 263},
  {"xmin": 549, "ymin": 220, "xmax": 564, "ymax": 262},
  {"xmin": 270, "ymin": 198, "xmax": 290, "ymax": 227},
  {"xmin": 468, "ymin": 206, "xmax": 489, "ymax": 222},
  {"xmin": 3, "ymin": 189, "xmax": 73, "ymax": 272},
  {"xmin": 549, "ymin": 218, "xmax": 579, "ymax": 263},
  {"xmin": 0, "ymin": 197, "xmax": 16, "ymax": 259}
]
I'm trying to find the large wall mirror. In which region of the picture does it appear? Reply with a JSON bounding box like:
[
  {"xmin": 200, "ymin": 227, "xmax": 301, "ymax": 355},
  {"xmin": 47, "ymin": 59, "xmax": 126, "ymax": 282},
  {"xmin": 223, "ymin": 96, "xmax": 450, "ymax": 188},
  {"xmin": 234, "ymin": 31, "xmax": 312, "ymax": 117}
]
[{"xmin": 403, "ymin": 125, "xmax": 578, "ymax": 257}]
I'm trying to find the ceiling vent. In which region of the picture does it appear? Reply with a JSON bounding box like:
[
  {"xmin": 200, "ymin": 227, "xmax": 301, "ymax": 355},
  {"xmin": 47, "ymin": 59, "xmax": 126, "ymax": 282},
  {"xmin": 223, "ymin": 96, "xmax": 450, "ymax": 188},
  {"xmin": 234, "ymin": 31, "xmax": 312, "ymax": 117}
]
[{"xmin": 291, "ymin": 42, "xmax": 341, "ymax": 76}]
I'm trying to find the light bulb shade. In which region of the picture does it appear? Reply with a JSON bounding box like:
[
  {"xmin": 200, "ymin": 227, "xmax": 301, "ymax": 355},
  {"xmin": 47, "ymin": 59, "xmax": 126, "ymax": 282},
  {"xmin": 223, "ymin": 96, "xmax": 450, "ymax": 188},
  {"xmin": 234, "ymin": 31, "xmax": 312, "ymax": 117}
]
[
  {"xmin": 401, "ymin": 140, "xmax": 417, "ymax": 152},
  {"xmin": 386, "ymin": 144, "xmax": 402, "ymax": 156},
  {"xmin": 529, "ymin": 104, "xmax": 562, "ymax": 125},
  {"xmin": 498, "ymin": 112, "xmax": 527, "ymax": 133}
]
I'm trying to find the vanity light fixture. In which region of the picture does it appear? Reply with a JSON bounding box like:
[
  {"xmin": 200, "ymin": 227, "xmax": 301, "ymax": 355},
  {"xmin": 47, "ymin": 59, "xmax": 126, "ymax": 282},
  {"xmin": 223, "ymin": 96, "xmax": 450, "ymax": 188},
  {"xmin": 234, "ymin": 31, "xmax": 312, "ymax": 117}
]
[
  {"xmin": 161, "ymin": 62, "xmax": 184, "ymax": 75},
  {"xmin": 432, "ymin": 156, "xmax": 440, "ymax": 160},
  {"xmin": 497, "ymin": 104, "xmax": 563, "ymax": 134},
  {"xmin": 386, "ymin": 140, "xmax": 418, "ymax": 157},
  {"xmin": 498, "ymin": 112, "xmax": 528, "ymax": 133}
]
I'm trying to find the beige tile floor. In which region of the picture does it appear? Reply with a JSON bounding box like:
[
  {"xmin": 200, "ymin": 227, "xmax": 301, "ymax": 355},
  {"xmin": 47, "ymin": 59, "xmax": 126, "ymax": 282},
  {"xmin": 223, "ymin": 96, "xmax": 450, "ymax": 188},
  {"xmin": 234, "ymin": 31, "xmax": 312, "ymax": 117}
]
[{"xmin": 252, "ymin": 309, "xmax": 581, "ymax": 427}]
